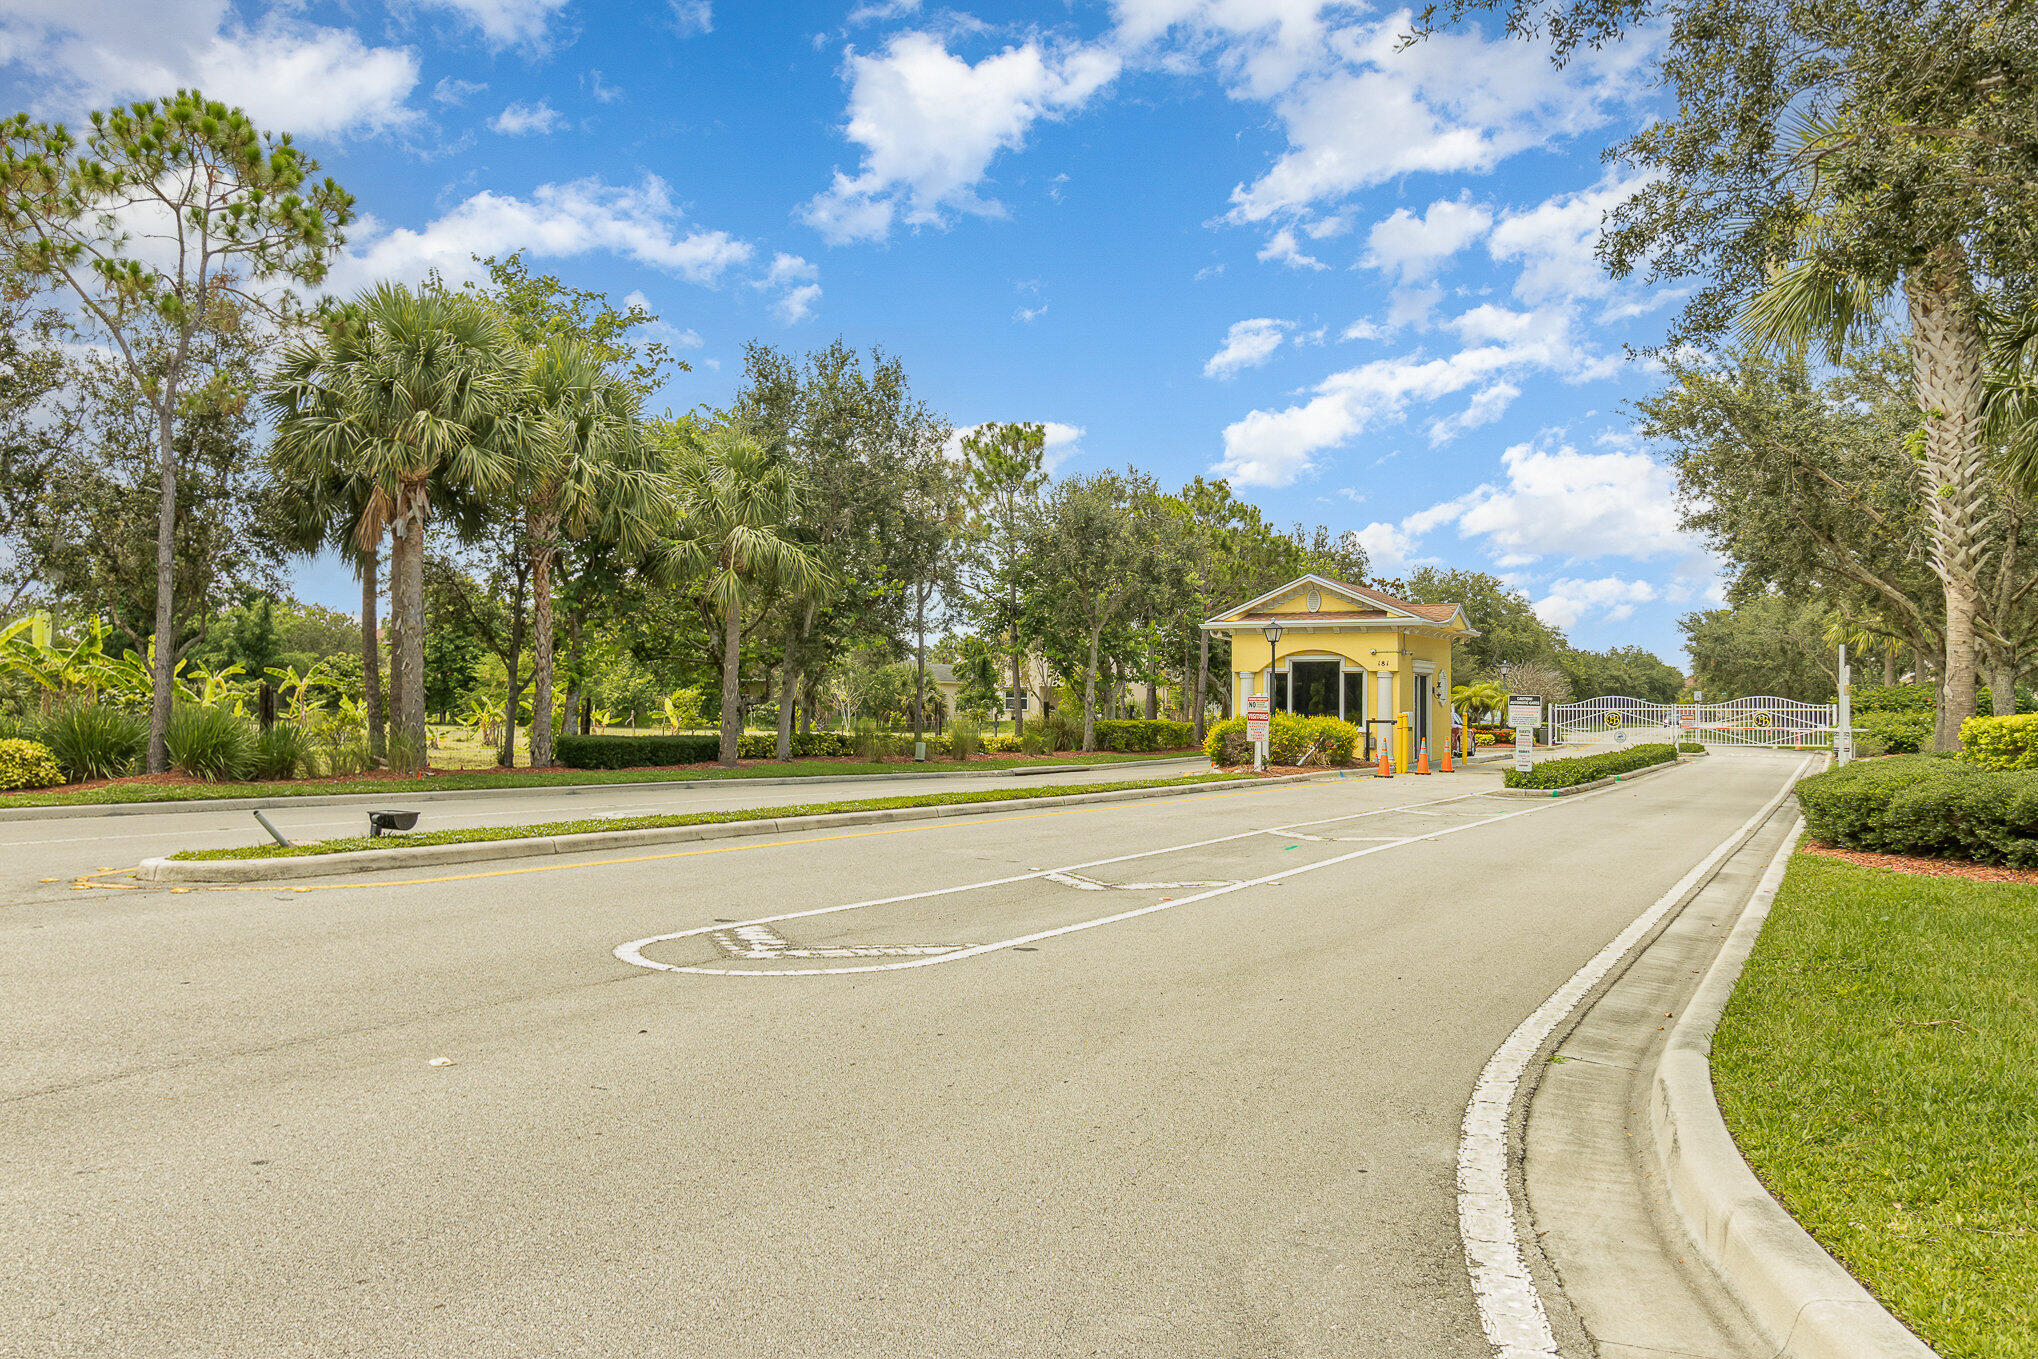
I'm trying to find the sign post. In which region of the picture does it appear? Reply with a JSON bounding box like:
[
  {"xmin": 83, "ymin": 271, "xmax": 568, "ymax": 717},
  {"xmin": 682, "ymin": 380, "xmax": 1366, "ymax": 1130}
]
[
  {"xmin": 1508, "ymin": 694, "xmax": 1541, "ymax": 774},
  {"xmin": 1836, "ymin": 644, "xmax": 1854, "ymax": 765},
  {"xmin": 1245, "ymin": 695, "xmax": 1272, "ymax": 771}
]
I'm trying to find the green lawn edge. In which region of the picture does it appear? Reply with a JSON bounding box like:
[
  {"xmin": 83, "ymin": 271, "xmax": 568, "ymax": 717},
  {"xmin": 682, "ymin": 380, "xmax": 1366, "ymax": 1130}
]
[
  {"xmin": 2, "ymin": 749, "xmax": 1202, "ymax": 808},
  {"xmin": 168, "ymin": 772, "xmax": 1257, "ymax": 860},
  {"xmin": 1712, "ymin": 853, "xmax": 2038, "ymax": 1359}
]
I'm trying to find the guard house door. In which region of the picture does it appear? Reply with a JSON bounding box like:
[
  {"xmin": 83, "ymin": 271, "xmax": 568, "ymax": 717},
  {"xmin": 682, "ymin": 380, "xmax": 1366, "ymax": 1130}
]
[{"xmin": 1414, "ymin": 674, "xmax": 1431, "ymax": 754}]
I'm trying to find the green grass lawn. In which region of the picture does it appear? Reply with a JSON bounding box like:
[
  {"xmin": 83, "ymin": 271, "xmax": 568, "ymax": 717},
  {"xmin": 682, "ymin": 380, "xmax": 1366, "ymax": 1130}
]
[
  {"xmin": 167, "ymin": 771, "xmax": 1254, "ymax": 859},
  {"xmin": 1712, "ymin": 853, "xmax": 2038, "ymax": 1358},
  {"xmin": 1, "ymin": 747, "xmax": 1202, "ymax": 808}
]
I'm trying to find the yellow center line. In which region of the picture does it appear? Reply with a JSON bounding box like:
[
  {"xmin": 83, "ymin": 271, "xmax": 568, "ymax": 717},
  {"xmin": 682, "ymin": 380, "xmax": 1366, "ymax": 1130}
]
[{"xmin": 190, "ymin": 780, "xmax": 1319, "ymax": 892}]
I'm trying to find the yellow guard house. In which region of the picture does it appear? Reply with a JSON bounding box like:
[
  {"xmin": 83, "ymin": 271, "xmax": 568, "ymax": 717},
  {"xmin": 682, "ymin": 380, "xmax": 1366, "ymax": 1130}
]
[{"xmin": 1201, "ymin": 573, "xmax": 1476, "ymax": 766}]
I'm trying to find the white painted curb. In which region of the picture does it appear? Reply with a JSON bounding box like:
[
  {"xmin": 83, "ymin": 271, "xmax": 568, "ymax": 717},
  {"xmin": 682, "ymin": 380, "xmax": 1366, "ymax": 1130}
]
[
  {"xmin": 136, "ymin": 771, "xmax": 1339, "ymax": 884},
  {"xmin": 1650, "ymin": 818, "xmax": 1937, "ymax": 1358}
]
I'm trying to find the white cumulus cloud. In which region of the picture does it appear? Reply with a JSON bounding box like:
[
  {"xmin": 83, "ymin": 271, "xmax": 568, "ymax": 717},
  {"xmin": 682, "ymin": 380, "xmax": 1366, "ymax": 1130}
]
[
  {"xmin": 1532, "ymin": 575, "xmax": 1659, "ymax": 629},
  {"xmin": 328, "ymin": 176, "xmax": 755, "ymax": 295},
  {"xmin": 801, "ymin": 31, "xmax": 1120, "ymax": 243},
  {"xmin": 0, "ymin": 5, "xmax": 421, "ymax": 137},
  {"xmin": 489, "ymin": 99, "xmax": 564, "ymax": 136},
  {"xmin": 1364, "ymin": 192, "xmax": 1494, "ymax": 281},
  {"xmin": 1204, "ymin": 317, "xmax": 1290, "ymax": 378},
  {"xmin": 1425, "ymin": 438, "xmax": 1690, "ymax": 567}
]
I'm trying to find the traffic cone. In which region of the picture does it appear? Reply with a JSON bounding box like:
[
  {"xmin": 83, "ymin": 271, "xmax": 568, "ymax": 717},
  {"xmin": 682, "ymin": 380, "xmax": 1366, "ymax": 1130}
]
[
  {"xmin": 1417, "ymin": 738, "xmax": 1431, "ymax": 774},
  {"xmin": 1441, "ymin": 738, "xmax": 1454, "ymax": 773},
  {"xmin": 1375, "ymin": 741, "xmax": 1393, "ymax": 777}
]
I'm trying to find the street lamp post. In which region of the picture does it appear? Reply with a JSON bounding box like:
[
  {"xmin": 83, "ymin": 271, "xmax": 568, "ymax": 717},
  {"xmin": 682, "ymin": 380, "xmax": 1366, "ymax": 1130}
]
[{"xmin": 1263, "ymin": 622, "xmax": 1283, "ymax": 767}]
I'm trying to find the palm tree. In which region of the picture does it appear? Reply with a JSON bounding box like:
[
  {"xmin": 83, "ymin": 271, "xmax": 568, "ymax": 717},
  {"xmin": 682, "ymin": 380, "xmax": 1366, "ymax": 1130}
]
[
  {"xmin": 272, "ymin": 459, "xmax": 393, "ymax": 763},
  {"xmin": 659, "ymin": 424, "xmax": 825, "ymax": 767},
  {"xmin": 1740, "ymin": 133, "xmax": 1997, "ymax": 747},
  {"xmin": 265, "ymin": 285, "xmax": 517, "ymax": 769},
  {"xmin": 514, "ymin": 338, "xmax": 663, "ymax": 768},
  {"xmin": 1451, "ymin": 681, "xmax": 1507, "ymax": 726}
]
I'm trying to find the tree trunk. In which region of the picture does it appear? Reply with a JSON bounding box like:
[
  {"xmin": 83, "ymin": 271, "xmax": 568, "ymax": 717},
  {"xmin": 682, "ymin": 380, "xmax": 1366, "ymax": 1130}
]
[
  {"xmin": 1082, "ymin": 625, "xmax": 1101, "ymax": 751},
  {"xmin": 145, "ymin": 400, "xmax": 178, "ymax": 774},
  {"xmin": 529, "ymin": 516, "xmax": 558, "ymax": 769},
  {"xmin": 719, "ymin": 589, "xmax": 743, "ymax": 767},
  {"xmin": 1194, "ymin": 631, "xmax": 1210, "ymax": 740},
  {"xmin": 1906, "ymin": 253, "xmax": 1991, "ymax": 750},
  {"xmin": 1010, "ymin": 639, "xmax": 1026, "ymax": 738},
  {"xmin": 361, "ymin": 543, "xmax": 385, "ymax": 764},
  {"xmin": 1883, "ymin": 649, "xmax": 1897, "ymax": 687},
  {"xmin": 562, "ymin": 604, "xmax": 585, "ymax": 738},
  {"xmin": 1990, "ymin": 656, "xmax": 2017, "ymax": 717},
  {"xmin": 389, "ymin": 485, "xmax": 429, "ymax": 773},
  {"xmin": 913, "ymin": 586, "xmax": 928, "ymax": 748},
  {"xmin": 777, "ymin": 605, "xmax": 810, "ymax": 762}
]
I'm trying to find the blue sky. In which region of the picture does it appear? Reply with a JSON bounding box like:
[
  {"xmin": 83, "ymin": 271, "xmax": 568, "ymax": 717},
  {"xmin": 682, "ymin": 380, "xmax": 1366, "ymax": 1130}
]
[{"xmin": 0, "ymin": 0, "xmax": 1726, "ymax": 662}]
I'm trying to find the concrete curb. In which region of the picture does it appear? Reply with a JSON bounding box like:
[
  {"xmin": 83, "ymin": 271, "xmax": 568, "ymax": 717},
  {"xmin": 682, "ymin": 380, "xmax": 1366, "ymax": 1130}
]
[
  {"xmin": 1649, "ymin": 817, "xmax": 1936, "ymax": 1358},
  {"xmin": 136, "ymin": 771, "xmax": 1337, "ymax": 884},
  {"xmin": 0, "ymin": 756, "xmax": 1209, "ymax": 823},
  {"xmin": 1488, "ymin": 754, "xmax": 1687, "ymax": 799}
]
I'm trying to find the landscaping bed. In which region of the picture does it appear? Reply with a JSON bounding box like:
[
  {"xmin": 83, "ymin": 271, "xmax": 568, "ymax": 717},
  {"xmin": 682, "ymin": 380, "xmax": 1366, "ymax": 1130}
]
[
  {"xmin": 0, "ymin": 749, "xmax": 1201, "ymax": 808},
  {"xmin": 1793, "ymin": 753, "xmax": 2038, "ymax": 866},
  {"xmin": 1501, "ymin": 742, "xmax": 1677, "ymax": 789},
  {"xmin": 1712, "ymin": 852, "xmax": 2038, "ymax": 1359},
  {"xmin": 166, "ymin": 771, "xmax": 1252, "ymax": 860}
]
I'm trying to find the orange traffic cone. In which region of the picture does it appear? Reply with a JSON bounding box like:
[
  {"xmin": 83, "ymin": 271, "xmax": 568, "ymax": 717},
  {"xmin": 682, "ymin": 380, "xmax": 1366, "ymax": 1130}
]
[
  {"xmin": 1416, "ymin": 738, "xmax": 1431, "ymax": 774},
  {"xmin": 1441, "ymin": 737, "xmax": 1454, "ymax": 773},
  {"xmin": 1375, "ymin": 740, "xmax": 1393, "ymax": 777}
]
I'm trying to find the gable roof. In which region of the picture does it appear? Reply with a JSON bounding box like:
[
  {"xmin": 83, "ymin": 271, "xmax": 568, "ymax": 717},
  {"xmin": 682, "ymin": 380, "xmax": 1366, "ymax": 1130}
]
[{"xmin": 1207, "ymin": 572, "xmax": 1470, "ymax": 631}]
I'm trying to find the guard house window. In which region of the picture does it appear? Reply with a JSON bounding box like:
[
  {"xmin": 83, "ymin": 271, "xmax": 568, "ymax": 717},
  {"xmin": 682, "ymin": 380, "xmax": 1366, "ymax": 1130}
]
[
  {"xmin": 1342, "ymin": 670, "xmax": 1364, "ymax": 722},
  {"xmin": 1287, "ymin": 660, "xmax": 1341, "ymax": 716}
]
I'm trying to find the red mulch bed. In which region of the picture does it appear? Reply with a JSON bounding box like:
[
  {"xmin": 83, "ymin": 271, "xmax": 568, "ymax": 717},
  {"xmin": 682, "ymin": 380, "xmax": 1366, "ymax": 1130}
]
[{"xmin": 1799, "ymin": 840, "xmax": 2038, "ymax": 886}]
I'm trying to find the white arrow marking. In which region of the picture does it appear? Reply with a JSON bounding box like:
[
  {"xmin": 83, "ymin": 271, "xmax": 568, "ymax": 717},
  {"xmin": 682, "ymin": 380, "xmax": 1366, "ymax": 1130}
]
[
  {"xmin": 711, "ymin": 923, "xmax": 958, "ymax": 959},
  {"xmin": 1047, "ymin": 870, "xmax": 1237, "ymax": 891}
]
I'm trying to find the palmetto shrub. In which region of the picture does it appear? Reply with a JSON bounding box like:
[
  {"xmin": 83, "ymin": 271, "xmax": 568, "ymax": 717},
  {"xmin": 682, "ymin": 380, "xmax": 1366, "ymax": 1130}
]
[
  {"xmin": 34, "ymin": 703, "xmax": 146, "ymax": 783},
  {"xmin": 251, "ymin": 723, "xmax": 316, "ymax": 780},
  {"xmin": 166, "ymin": 703, "xmax": 257, "ymax": 781}
]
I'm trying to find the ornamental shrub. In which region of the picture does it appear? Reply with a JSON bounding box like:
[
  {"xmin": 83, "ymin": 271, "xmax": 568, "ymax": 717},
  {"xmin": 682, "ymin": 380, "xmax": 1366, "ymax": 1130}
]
[
  {"xmin": 1503, "ymin": 742, "xmax": 1677, "ymax": 790},
  {"xmin": 1203, "ymin": 713, "xmax": 1361, "ymax": 766},
  {"xmin": 33, "ymin": 703, "xmax": 146, "ymax": 782},
  {"xmin": 1960, "ymin": 714, "xmax": 2038, "ymax": 771},
  {"xmin": 1847, "ymin": 683, "xmax": 1936, "ymax": 714},
  {"xmin": 1794, "ymin": 754, "xmax": 2038, "ymax": 866},
  {"xmin": 1089, "ymin": 718, "xmax": 1195, "ymax": 752},
  {"xmin": 1854, "ymin": 709, "xmax": 1931, "ymax": 756},
  {"xmin": 166, "ymin": 703, "xmax": 257, "ymax": 781},
  {"xmin": 558, "ymin": 733, "xmax": 720, "ymax": 768},
  {"xmin": 0, "ymin": 737, "xmax": 66, "ymax": 790}
]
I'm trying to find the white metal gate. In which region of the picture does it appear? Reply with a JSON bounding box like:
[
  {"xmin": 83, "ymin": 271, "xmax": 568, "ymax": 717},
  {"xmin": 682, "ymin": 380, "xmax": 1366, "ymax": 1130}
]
[
  {"xmin": 1548, "ymin": 695, "xmax": 1681, "ymax": 746},
  {"xmin": 1548, "ymin": 694, "xmax": 1838, "ymax": 749}
]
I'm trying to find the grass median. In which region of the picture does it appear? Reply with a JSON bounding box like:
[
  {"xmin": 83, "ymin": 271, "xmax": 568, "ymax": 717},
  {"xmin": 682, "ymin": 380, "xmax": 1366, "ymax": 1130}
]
[
  {"xmin": 1711, "ymin": 852, "xmax": 2038, "ymax": 1358},
  {"xmin": 167, "ymin": 771, "xmax": 1259, "ymax": 861},
  {"xmin": 3, "ymin": 750, "xmax": 1200, "ymax": 809}
]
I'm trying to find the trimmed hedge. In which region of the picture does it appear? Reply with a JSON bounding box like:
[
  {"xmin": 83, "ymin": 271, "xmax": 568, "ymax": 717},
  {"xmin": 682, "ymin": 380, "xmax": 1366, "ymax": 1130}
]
[
  {"xmin": 1090, "ymin": 718, "xmax": 1194, "ymax": 752},
  {"xmin": 1855, "ymin": 709, "xmax": 1931, "ymax": 756},
  {"xmin": 1795, "ymin": 754, "xmax": 2038, "ymax": 866},
  {"xmin": 1205, "ymin": 712, "xmax": 1362, "ymax": 766},
  {"xmin": 1961, "ymin": 714, "xmax": 2038, "ymax": 771},
  {"xmin": 0, "ymin": 737, "xmax": 66, "ymax": 791},
  {"xmin": 1503, "ymin": 742, "xmax": 1677, "ymax": 790}
]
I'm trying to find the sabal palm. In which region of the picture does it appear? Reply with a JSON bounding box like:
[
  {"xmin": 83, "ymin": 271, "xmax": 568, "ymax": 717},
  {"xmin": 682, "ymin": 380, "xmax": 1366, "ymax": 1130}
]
[
  {"xmin": 661, "ymin": 425, "xmax": 825, "ymax": 767},
  {"xmin": 516, "ymin": 337, "xmax": 665, "ymax": 767},
  {"xmin": 1741, "ymin": 188, "xmax": 1995, "ymax": 748},
  {"xmin": 271, "ymin": 457, "xmax": 393, "ymax": 763},
  {"xmin": 266, "ymin": 285, "xmax": 517, "ymax": 768},
  {"xmin": 1451, "ymin": 681, "xmax": 1506, "ymax": 725}
]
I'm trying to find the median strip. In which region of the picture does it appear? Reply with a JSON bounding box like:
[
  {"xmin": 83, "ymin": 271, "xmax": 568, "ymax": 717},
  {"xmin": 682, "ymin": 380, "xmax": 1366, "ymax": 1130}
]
[{"xmin": 139, "ymin": 771, "xmax": 1307, "ymax": 883}]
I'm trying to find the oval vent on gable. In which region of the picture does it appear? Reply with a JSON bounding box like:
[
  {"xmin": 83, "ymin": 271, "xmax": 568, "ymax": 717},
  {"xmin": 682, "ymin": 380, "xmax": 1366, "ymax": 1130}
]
[{"xmin": 1306, "ymin": 590, "xmax": 1322, "ymax": 612}]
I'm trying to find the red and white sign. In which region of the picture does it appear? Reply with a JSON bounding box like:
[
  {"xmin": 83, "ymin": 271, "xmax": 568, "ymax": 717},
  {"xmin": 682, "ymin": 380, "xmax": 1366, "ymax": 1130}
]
[{"xmin": 1245, "ymin": 695, "xmax": 1271, "ymax": 742}]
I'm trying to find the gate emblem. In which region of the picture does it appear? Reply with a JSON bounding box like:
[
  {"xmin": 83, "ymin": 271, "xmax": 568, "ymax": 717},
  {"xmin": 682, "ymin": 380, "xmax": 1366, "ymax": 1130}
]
[
  {"xmin": 1603, "ymin": 711, "xmax": 1623, "ymax": 727},
  {"xmin": 1752, "ymin": 711, "xmax": 1774, "ymax": 728}
]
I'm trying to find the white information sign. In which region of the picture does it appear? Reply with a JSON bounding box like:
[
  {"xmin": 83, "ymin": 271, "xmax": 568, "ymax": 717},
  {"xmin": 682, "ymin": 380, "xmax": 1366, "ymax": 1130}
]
[
  {"xmin": 1508, "ymin": 694, "xmax": 1540, "ymax": 773},
  {"xmin": 1245, "ymin": 695, "xmax": 1271, "ymax": 742}
]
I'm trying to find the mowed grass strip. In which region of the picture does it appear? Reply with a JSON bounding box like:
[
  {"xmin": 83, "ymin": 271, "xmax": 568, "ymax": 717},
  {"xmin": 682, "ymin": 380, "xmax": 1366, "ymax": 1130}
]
[
  {"xmin": 1711, "ymin": 853, "xmax": 2038, "ymax": 1359},
  {"xmin": 168, "ymin": 772, "xmax": 1256, "ymax": 860},
  {"xmin": 2, "ymin": 749, "xmax": 1195, "ymax": 808}
]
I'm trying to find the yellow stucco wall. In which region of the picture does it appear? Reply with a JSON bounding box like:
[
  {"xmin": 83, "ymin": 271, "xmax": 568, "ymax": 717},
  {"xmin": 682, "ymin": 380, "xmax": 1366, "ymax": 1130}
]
[{"xmin": 1224, "ymin": 622, "xmax": 1458, "ymax": 733}]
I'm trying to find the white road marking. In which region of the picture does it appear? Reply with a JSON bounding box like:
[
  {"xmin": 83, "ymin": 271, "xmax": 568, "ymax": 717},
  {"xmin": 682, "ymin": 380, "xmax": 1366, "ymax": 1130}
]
[
  {"xmin": 0, "ymin": 803, "xmax": 670, "ymax": 847},
  {"xmin": 1257, "ymin": 829, "xmax": 1326, "ymax": 841},
  {"xmin": 1045, "ymin": 870, "xmax": 1236, "ymax": 891},
  {"xmin": 1454, "ymin": 756, "xmax": 1814, "ymax": 1359},
  {"xmin": 617, "ymin": 791, "xmax": 1573, "ymax": 978},
  {"xmin": 710, "ymin": 923, "xmax": 958, "ymax": 959}
]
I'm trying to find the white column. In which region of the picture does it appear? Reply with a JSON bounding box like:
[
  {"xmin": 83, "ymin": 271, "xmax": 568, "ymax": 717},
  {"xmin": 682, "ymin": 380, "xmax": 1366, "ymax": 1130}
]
[{"xmin": 1337, "ymin": 666, "xmax": 1346, "ymax": 722}]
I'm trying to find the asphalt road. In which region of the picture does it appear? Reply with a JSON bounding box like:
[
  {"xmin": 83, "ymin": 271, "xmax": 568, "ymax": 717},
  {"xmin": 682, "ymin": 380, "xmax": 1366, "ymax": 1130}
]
[{"xmin": 2, "ymin": 754, "xmax": 1802, "ymax": 1357}]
